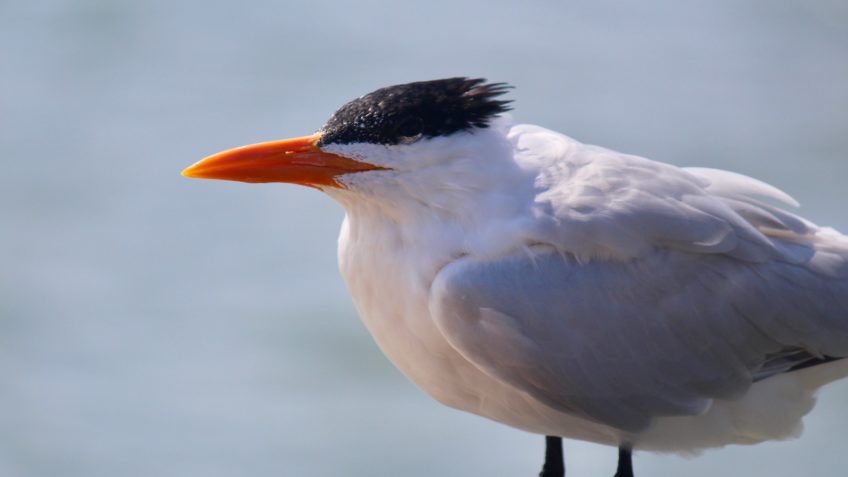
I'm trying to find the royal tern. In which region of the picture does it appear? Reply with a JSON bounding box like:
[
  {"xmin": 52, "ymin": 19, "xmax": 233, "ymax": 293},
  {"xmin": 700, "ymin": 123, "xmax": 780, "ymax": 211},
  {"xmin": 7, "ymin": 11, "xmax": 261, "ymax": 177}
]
[{"xmin": 183, "ymin": 78, "xmax": 848, "ymax": 477}]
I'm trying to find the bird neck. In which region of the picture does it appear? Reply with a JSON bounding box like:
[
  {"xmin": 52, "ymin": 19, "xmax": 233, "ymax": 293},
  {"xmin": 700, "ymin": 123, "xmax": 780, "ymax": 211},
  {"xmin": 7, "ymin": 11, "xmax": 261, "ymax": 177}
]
[{"xmin": 329, "ymin": 170, "xmax": 538, "ymax": 272}]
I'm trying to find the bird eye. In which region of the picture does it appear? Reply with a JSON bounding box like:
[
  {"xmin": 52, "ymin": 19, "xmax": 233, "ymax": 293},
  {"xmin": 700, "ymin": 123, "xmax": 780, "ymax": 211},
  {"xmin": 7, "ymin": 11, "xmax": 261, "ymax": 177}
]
[{"xmin": 395, "ymin": 116, "xmax": 423, "ymax": 144}]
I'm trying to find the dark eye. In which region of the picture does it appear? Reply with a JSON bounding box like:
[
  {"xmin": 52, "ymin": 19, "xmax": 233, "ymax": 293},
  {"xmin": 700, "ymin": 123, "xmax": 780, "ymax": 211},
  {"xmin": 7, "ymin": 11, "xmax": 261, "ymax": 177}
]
[{"xmin": 395, "ymin": 116, "xmax": 423, "ymax": 143}]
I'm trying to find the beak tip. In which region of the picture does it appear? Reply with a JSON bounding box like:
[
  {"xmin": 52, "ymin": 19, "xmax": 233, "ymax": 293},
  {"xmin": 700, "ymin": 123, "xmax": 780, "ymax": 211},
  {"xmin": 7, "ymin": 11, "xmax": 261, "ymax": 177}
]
[{"xmin": 181, "ymin": 162, "xmax": 205, "ymax": 179}]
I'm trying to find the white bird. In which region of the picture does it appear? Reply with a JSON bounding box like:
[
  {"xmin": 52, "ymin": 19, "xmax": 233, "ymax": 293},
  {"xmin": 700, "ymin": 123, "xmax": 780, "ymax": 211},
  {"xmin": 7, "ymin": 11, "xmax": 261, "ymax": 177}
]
[{"xmin": 182, "ymin": 78, "xmax": 848, "ymax": 477}]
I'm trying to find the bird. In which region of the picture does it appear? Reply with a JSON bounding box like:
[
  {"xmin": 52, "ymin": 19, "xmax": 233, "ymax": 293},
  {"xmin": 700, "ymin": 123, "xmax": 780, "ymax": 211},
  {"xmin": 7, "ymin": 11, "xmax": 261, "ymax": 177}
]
[{"xmin": 182, "ymin": 78, "xmax": 848, "ymax": 477}]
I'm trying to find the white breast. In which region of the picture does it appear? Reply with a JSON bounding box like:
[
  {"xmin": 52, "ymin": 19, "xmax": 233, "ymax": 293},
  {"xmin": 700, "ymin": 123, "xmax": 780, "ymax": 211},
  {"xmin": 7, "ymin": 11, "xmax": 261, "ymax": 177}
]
[{"xmin": 336, "ymin": 210, "xmax": 628, "ymax": 446}]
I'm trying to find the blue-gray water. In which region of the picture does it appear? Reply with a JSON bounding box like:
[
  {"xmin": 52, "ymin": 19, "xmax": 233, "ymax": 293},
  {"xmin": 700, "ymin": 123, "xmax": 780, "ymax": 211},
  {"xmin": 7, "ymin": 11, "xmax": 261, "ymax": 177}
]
[{"xmin": 2, "ymin": 1, "xmax": 847, "ymax": 476}]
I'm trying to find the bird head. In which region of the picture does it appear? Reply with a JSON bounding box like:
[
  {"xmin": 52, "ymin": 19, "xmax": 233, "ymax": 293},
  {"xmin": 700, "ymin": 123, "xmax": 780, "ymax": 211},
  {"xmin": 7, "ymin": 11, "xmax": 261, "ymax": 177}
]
[{"xmin": 182, "ymin": 78, "xmax": 515, "ymax": 202}]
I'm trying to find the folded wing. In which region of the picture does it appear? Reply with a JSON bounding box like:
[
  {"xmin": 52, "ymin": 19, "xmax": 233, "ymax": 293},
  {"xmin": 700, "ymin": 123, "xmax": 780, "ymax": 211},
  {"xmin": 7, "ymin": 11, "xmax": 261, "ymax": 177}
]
[{"xmin": 430, "ymin": 248, "xmax": 848, "ymax": 432}]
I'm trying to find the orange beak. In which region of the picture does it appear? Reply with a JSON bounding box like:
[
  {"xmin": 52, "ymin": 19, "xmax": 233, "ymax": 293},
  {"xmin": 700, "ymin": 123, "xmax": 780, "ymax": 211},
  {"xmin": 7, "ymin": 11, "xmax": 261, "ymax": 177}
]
[{"xmin": 182, "ymin": 133, "xmax": 383, "ymax": 188}]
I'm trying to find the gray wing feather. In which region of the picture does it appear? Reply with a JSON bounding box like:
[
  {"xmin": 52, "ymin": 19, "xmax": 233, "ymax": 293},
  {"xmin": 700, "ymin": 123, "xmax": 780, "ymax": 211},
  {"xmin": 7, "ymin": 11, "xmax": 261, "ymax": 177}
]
[{"xmin": 429, "ymin": 249, "xmax": 848, "ymax": 432}]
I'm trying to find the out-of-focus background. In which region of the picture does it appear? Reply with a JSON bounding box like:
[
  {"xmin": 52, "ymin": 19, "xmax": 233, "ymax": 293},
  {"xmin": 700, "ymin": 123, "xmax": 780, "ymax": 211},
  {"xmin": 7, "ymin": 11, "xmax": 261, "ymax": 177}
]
[{"xmin": 2, "ymin": 1, "xmax": 847, "ymax": 476}]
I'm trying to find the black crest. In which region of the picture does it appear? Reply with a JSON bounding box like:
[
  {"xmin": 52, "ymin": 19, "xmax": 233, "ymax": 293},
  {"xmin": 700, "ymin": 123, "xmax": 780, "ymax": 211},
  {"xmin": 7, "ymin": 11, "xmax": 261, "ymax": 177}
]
[{"xmin": 318, "ymin": 78, "xmax": 512, "ymax": 146}]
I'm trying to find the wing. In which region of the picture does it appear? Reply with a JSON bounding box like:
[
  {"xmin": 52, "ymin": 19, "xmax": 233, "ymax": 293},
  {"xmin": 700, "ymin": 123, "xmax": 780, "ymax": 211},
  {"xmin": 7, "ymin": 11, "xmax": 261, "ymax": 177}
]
[
  {"xmin": 429, "ymin": 125, "xmax": 848, "ymax": 432},
  {"xmin": 429, "ymin": 249, "xmax": 848, "ymax": 432},
  {"xmin": 510, "ymin": 124, "xmax": 848, "ymax": 275}
]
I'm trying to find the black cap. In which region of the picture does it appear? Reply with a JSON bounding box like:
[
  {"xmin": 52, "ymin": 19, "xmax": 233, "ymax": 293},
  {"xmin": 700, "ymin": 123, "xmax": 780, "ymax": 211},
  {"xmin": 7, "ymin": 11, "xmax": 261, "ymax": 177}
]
[{"xmin": 318, "ymin": 78, "xmax": 512, "ymax": 147}]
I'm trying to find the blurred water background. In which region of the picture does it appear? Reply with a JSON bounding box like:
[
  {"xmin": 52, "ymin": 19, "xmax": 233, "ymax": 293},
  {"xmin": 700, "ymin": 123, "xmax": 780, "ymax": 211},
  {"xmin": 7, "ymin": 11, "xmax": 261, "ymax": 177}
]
[{"xmin": 1, "ymin": 1, "xmax": 847, "ymax": 476}]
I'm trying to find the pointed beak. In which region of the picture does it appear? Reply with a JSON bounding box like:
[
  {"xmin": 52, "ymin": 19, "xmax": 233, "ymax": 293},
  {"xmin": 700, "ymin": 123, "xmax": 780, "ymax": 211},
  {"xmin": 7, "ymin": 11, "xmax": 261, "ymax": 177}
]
[{"xmin": 182, "ymin": 133, "xmax": 383, "ymax": 188}]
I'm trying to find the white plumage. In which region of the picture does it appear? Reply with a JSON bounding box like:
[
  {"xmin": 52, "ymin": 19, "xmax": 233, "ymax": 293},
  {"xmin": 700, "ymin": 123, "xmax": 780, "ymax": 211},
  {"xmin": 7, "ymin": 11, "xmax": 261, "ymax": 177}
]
[{"xmin": 323, "ymin": 116, "xmax": 848, "ymax": 453}]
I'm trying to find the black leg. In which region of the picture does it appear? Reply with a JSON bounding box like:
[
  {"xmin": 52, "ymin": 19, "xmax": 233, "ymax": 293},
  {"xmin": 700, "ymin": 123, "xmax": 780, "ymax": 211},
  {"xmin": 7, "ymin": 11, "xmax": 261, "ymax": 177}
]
[
  {"xmin": 613, "ymin": 446, "xmax": 633, "ymax": 477},
  {"xmin": 539, "ymin": 435, "xmax": 564, "ymax": 477}
]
